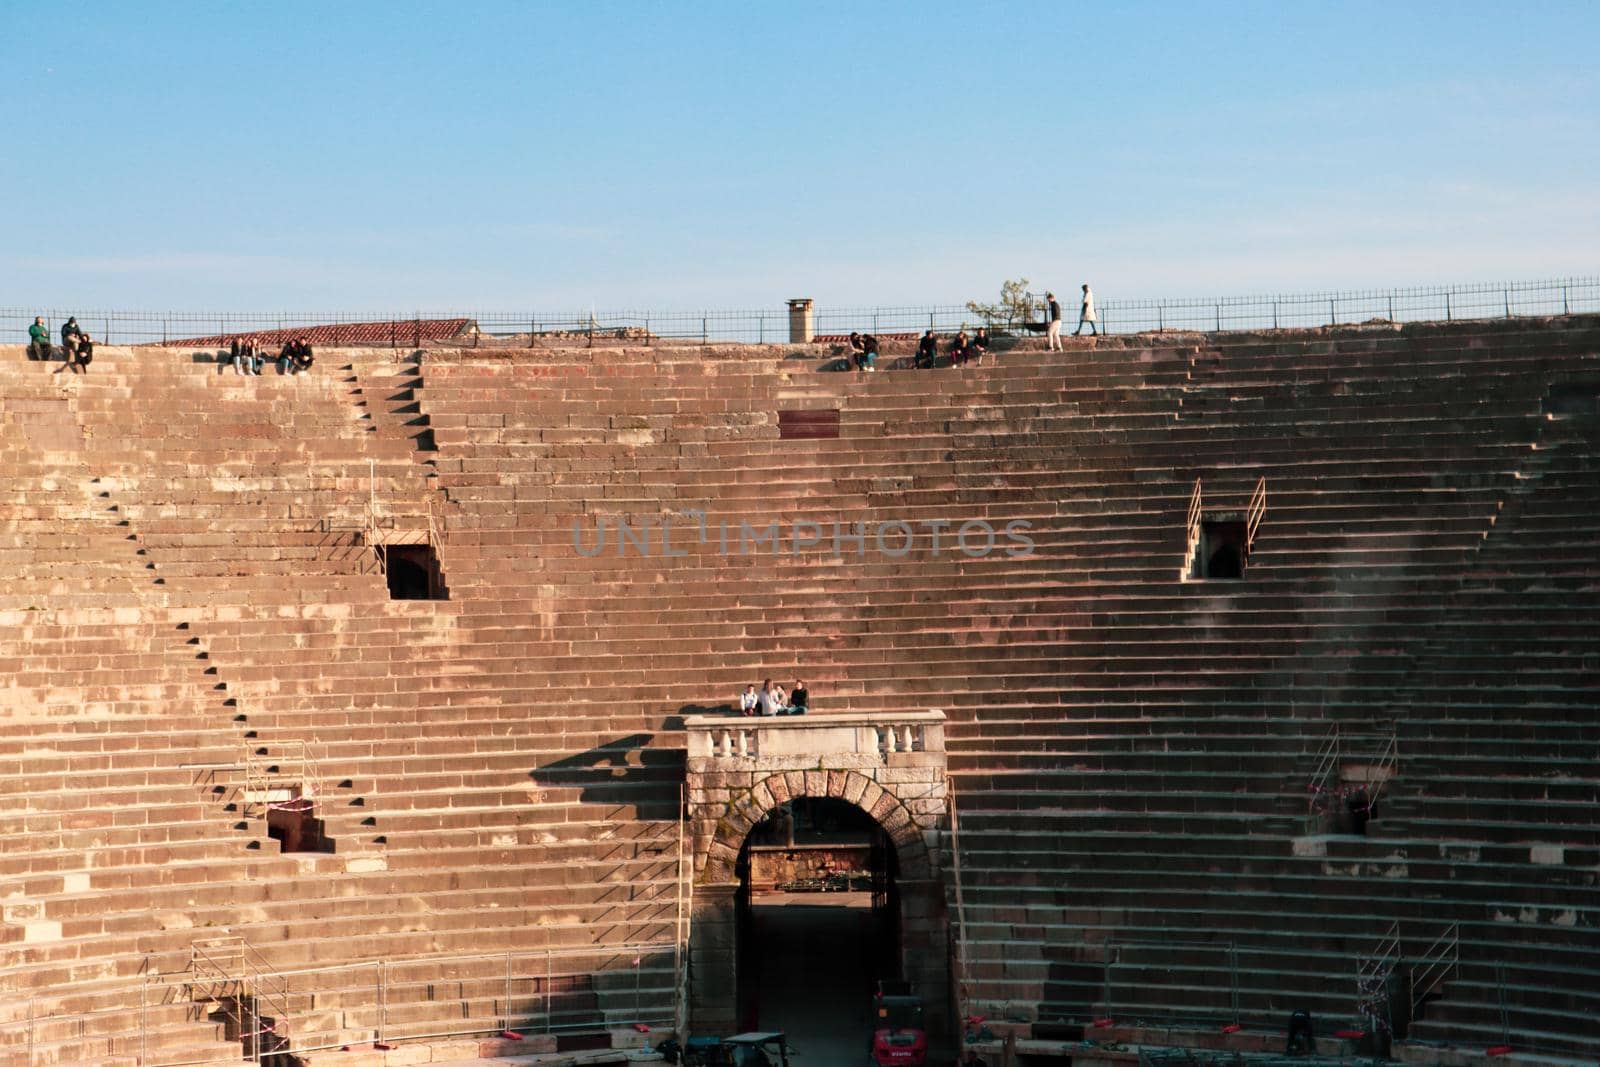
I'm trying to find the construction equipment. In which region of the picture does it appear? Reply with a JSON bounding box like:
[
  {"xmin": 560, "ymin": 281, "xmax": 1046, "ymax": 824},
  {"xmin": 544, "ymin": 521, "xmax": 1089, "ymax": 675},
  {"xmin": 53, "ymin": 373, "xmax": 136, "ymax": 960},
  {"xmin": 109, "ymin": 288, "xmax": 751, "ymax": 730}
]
[{"xmin": 871, "ymin": 980, "xmax": 928, "ymax": 1066}]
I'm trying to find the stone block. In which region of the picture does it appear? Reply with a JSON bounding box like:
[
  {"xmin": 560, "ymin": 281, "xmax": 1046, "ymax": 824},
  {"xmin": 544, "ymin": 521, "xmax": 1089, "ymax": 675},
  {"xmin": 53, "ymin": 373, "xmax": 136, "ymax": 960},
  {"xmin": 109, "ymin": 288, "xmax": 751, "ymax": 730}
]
[
  {"xmin": 609, "ymin": 1026, "xmax": 652, "ymax": 1049},
  {"xmin": 869, "ymin": 791, "xmax": 899, "ymax": 822},
  {"xmin": 765, "ymin": 773, "xmax": 790, "ymax": 805},
  {"xmin": 476, "ymin": 1033, "xmax": 556, "ymax": 1056},
  {"xmin": 843, "ymin": 773, "xmax": 870, "ymax": 806}
]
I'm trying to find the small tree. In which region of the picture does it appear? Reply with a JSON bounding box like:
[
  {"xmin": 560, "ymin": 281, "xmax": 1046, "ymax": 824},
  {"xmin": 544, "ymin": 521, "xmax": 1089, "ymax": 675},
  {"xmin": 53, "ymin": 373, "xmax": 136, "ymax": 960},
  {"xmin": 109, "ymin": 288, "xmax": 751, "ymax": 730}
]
[{"xmin": 966, "ymin": 278, "xmax": 1037, "ymax": 331}]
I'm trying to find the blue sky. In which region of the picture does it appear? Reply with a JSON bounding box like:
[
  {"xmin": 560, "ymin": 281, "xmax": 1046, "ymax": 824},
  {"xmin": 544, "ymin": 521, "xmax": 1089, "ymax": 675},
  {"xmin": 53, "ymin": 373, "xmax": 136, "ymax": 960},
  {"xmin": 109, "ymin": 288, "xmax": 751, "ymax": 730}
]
[{"xmin": 2, "ymin": 1, "xmax": 1596, "ymax": 313}]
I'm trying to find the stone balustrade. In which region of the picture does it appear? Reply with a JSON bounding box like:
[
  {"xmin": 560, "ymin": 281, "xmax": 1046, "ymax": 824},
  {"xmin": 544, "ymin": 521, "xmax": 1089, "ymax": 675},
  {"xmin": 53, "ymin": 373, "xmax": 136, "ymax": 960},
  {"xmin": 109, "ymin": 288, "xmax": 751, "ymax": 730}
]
[{"xmin": 685, "ymin": 709, "xmax": 946, "ymax": 769}]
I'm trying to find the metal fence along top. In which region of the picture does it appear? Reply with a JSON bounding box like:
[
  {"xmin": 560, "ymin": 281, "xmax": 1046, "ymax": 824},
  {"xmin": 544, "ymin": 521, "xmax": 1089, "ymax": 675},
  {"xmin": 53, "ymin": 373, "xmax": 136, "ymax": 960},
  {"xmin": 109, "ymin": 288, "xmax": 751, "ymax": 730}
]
[{"xmin": 6, "ymin": 276, "xmax": 1595, "ymax": 346}]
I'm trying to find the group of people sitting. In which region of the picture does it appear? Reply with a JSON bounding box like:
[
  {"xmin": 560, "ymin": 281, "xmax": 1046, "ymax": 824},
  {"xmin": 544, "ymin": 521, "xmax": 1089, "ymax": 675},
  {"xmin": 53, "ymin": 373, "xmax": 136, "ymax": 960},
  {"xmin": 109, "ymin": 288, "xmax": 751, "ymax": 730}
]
[
  {"xmin": 917, "ymin": 327, "xmax": 992, "ymax": 368},
  {"xmin": 23, "ymin": 318, "xmax": 318, "ymax": 379},
  {"xmin": 229, "ymin": 336, "xmax": 315, "ymax": 376},
  {"xmin": 845, "ymin": 327, "xmax": 994, "ymax": 372},
  {"xmin": 738, "ymin": 678, "xmax": 809, "ymax": 716},
  {"xmin": 27, "ymin": 316, "xmax": 95, "ymax": 372}
]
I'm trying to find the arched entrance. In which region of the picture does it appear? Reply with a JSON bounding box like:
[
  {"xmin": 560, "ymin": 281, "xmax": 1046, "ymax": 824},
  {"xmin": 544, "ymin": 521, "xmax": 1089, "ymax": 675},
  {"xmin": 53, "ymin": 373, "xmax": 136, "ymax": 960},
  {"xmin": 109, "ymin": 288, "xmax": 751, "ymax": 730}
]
[
  {"xmin": 735, "ymin": 797, "xmax": 899, "ymax": 1052},
  {"xmin": 687, "ymin": 764, "xmax": 948, "ymax": 1054}
]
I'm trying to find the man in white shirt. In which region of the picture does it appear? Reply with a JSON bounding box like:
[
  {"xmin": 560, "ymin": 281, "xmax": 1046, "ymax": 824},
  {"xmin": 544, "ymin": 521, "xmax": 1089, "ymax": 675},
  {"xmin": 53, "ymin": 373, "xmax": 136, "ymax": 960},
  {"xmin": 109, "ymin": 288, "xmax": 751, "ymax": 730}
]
[
  {"xmin": 739, "ymin": 684, "xmax": 759, "ymax": 716},
  {"xmin": 1074, "ymin": 284, "xmax": 1098, "ymax": 336}
]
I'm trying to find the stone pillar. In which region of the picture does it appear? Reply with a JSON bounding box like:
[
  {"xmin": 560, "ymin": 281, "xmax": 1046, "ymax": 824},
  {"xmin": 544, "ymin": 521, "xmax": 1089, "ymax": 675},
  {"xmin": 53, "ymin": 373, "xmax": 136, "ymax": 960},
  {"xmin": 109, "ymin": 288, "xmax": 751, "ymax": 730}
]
[
  {"xmin": 898, "ymin": 878, "xmax": 954, "ymax": 1051},
  {"xmin": 688, "ymin": 882, "xmax": 741, "ymax": 1036},
  {"xmin": 787, "ymin": 299, "xmax": 814, "ymax": 344}
]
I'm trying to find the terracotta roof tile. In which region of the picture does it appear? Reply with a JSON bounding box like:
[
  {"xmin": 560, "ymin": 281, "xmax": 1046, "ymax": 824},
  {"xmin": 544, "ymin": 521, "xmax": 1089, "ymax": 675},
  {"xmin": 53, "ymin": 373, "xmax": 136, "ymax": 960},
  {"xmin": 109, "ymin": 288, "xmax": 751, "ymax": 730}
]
[{"xmin": 150, "ymin": 318, "xmax": 474, "ymax": 348}]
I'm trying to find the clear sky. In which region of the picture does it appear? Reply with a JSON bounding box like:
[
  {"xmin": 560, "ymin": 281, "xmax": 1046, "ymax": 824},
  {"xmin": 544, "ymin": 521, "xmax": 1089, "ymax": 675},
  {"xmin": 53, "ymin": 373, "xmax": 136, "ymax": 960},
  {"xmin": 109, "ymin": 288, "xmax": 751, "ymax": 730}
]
[{"xmin": 3, "ymin": 1, "xmax": 1596, "ymax": 313}]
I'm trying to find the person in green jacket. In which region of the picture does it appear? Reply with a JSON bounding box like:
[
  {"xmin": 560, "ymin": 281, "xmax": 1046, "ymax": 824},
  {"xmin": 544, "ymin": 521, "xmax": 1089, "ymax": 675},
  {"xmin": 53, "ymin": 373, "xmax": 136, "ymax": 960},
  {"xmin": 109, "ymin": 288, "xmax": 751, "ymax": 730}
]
[{"xmin": 27, "ymin": 316, "xmax": 51, "ymax": 360}]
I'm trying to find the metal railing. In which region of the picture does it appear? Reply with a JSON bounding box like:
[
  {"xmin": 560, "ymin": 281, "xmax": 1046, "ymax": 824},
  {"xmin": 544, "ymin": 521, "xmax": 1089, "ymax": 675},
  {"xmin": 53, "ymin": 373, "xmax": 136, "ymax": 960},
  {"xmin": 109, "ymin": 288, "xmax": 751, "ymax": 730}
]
[
  {"xmin": 11, "ymin": 940, "xmax": 679, "ymax": 1066},
  {"xmin": 1412, "ymin": 922, "xmax": 1460, "ymax": 1015},
  {"xmin": 1101, "ymin": 939, "xmax": 1241, "ymax": 1028},
  {"xmin": 241, "ymin": 737, "xmax": 327, "ymax": 826},
  {"xmin": 1305, "ymin": 724, "xmax": 1343, "ymax": 815},
  {"xmin": 1305, "ymin": 721, "xmax": 1398, "ymax": 827},
  {"xmin": 1356, "ymin": 920, "xmax": 1402, "ymax": 1035},
  {"xmin": 1364, "ymin": 728, "xmax": 1400, "ymax": 814},
  {"xmin": 1244, "ymin": 476, "xmax": 1267, "ymax": 556},
  {"xmin": 426, "ymin": 493, "xmax": 445, "ymax": 548},
  {"xmin": 5, "ymin": 277, "xmax": 1596, "ymax": 347},
  {"xmin": 189, "ymin": 937, "xmax": 293, "ymax": 1064},
  {"xmin": 1180, "ymin": 477, "xmax": 1204, "ymax": 577}
]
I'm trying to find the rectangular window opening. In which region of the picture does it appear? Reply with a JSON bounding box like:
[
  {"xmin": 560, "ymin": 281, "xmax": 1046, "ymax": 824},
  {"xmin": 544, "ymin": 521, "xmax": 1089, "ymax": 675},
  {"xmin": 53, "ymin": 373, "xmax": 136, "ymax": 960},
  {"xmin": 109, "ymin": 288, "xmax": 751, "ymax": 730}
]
[
  {"xmin": 380, "ymin": 543, "xmax": 448, "ymax": 600},
  {"xmin": 1192, "ymin": 515, "xmax": 1249, "ymax": 580}
]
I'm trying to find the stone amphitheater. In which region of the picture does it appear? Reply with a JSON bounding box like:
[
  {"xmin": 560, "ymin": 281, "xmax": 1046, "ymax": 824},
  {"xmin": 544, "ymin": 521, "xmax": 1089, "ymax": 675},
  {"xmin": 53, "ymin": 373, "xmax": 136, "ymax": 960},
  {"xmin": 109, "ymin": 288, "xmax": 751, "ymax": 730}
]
[{"xmin": 1, "ymin": 314, "xmax": 1596, "ymax": 1067}]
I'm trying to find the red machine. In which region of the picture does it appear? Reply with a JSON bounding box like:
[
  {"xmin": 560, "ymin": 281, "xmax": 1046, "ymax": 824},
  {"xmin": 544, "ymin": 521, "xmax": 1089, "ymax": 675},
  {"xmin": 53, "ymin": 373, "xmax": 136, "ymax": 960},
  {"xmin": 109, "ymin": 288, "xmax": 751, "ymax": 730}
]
[{"xmin": 870, "ymin": 980, "xmax": 928, "ymax": 1066}]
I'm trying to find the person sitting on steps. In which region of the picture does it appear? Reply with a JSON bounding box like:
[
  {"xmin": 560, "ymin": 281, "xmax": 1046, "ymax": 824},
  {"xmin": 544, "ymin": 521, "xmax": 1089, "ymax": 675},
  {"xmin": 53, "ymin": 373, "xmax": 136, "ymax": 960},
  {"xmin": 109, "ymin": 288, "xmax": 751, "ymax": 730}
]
[
  {"xmin": 291, "ymin": 338, "xmax": 315, "ymax": 374},
  {"xmin": 739, "ymin": 683, "xmax": 759, "ymax": 716},
  {"xmin": 916, "ymin": 329, "xmax": 938, "ymax": 368},
  {"xmin": 27, "ymin": 316, "xmax": 51, "ymax": 360},
  {"xmin": 971, "ymin": 327, "xmax": 991, "ymax": 365},
  {"xmin": 69, "ymin": 330, "xmax": 94, "ymax": 373},
  {"xmin": 848, "ymin": 331, "xmax": 867, "ymax": 371},
  {"xmin": 786, "ymin": 679, "xmax": 808, "ymax": 715},
  {"xmin": 951, "ymin": 329, "xmax": 971, "ymax": 366},
  {"xmin": 60, "ymin": 317, "xmax": 84, "ymax": 364},
  {"xmin": 58, "ymin": 318, "xmax": 92, "ymax": 374},
  {"xmin": 755, "ymin": 678, "xmax": 784, "ymax": 717}
]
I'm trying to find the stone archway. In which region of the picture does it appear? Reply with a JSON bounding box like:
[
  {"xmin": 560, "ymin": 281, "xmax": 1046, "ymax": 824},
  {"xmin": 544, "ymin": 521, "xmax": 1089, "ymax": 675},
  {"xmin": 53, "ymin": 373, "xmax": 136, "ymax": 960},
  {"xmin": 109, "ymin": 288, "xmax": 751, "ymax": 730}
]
[
  {"xmin": 696, "ymin": 768, "xmax": 936, "ymax": 885},
  {"xmin": 683, "ymin": 712, "xmax": 951, "ymax": 1042}
]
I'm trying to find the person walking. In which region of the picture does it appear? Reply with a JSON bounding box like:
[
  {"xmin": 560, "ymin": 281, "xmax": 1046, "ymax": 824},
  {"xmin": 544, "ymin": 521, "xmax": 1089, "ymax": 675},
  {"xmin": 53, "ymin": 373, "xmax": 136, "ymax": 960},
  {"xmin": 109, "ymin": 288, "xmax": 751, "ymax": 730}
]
[
  {"xmin": 1074, "ymin": 284, "xmax": 1098, "ymax": 336},
  {"xmin": 1045, "ymin": 292, "xmax": 1063, "ymax": 351}
]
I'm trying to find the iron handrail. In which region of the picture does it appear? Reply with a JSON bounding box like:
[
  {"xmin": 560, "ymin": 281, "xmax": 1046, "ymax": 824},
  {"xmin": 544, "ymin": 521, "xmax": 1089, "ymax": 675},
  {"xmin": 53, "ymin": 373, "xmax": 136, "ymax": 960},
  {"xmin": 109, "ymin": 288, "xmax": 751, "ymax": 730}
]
[
  {"xmin": 9, "ymin": 276, "xmax": 1597, "ymax": 344},
  {"xmin": 189, "ymin": 937, "xmax": 293, "ymax": 1065},
  {"xmin": 191, "ymin": 937, "xmax": 293, "ymax": 1014},
  {"xmin": 254, "ymin": 942, "xmax": 679, "ymax": 1060},
  {"xmin": 241, "ymin": 738, "xmax": 327, "ymax": 822},
  {"xmin": 1363, "ymin": 726, "xmax": 1400, "ymax": 813},
  {"xmin": 1306, "ymin": 723, "xmax": 1342, "ymax": 814},
  {"xmin": 1356, "ymin": 919, "xmax": 1402, "ymax": 1033},
  {"xmin": 1245, "ymin": 475, "xmax": 1268, "ymax": 553},
  {"xmin": 1412, "ymin": 922, "xmax": 1460, "ymax": 1012},
  {"xmin": 255, "ymin": 940, "xmax": 678, "ymax": 982},
  {"xmin": 1181, "ymin": 477, "xmax": 1205, "ymax": 577}
]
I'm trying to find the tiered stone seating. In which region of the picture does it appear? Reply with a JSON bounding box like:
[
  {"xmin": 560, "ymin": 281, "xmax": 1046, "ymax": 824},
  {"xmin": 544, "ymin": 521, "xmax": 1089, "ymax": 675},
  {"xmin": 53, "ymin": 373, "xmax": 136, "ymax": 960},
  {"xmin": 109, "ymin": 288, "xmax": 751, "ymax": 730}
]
[
  {"xmin": 406, "ymin": 322, "xmax": 1599, "ymax": 1057},
  {"xmin": 3, "ymin": 315, "xmax": 1598, "ymax": 1063},
  {"xmin": 3, "ymin": 343, "xmax": 682, "ymax": 1061},
  {"xmin": 1, "ymin": 359, "xmax": 268, "ymax": 1065}
]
